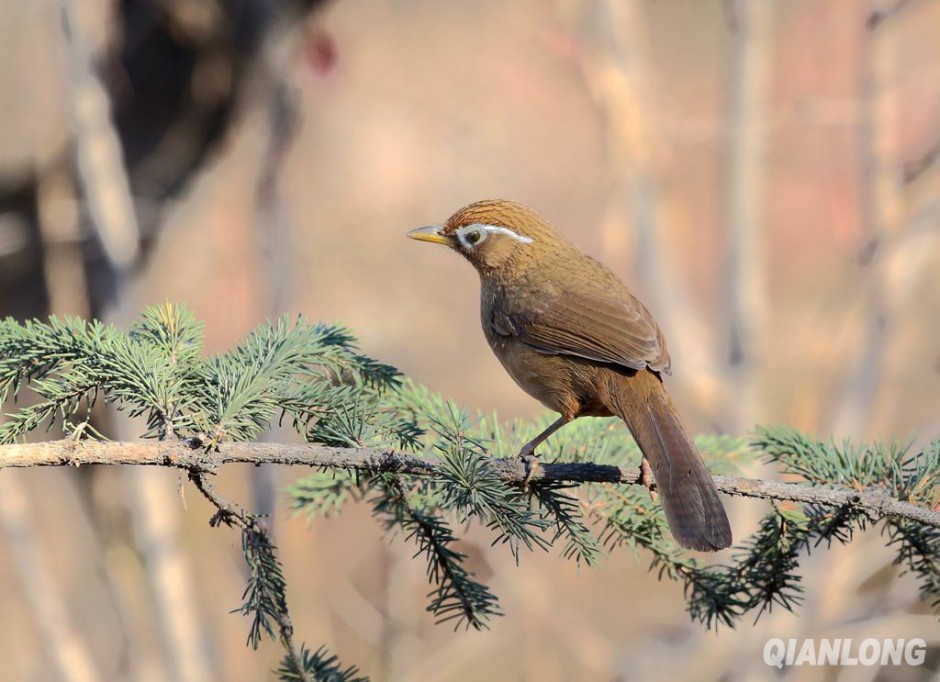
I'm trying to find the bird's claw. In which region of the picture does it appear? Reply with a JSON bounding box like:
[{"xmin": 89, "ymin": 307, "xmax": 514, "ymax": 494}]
[
  {"xmin": 519, "ymin": 451, "xmax": 540, "ymax": 490},
  {"xmin": 639, "ymin": 456, "xmax": 657, "ymax": 502}
]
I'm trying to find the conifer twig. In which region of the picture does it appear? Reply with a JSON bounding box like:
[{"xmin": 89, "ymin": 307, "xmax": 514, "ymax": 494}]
[
  {"xmin": 1, "ymin": 440, "xmax": 937, "ymax": 529},
  {"xmin": 187, "ymin": 471, "xmax": 312, "ymax": 682}
]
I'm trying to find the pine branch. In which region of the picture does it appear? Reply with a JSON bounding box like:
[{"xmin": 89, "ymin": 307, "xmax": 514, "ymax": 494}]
[
  {"xmin": 529, "ymin": 481, "xmax": 603, "ymax": 566},
  {"xmin": 2, "ymin": 439, "xmax": 937, "ymax": 529},
  {"xmin": 373, "ymin": 474, "xmax": 501, "ymax": 630},
  {"xmin": 3, "ymin": 306, "xmax": 938, "ymax": 661},
  {"xmin": 433, "ymin": 440, "xmax": 551, "ymax": 563}
]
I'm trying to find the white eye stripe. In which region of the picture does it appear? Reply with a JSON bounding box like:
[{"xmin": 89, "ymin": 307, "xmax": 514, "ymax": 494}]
[{"xmin": 461, "ymin": 223, "xmax": 533, "ymax": 245}]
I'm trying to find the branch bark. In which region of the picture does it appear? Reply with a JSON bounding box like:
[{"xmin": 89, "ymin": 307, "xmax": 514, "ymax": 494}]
[{"xmin": 1, "ymin": 440, "xmax": 937, "ymax": 529}]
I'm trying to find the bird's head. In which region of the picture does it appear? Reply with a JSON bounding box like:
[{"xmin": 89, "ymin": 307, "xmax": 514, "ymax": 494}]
[{"xmin": 408, "ymin": 199, "xmax": 565, "ymax": 274}]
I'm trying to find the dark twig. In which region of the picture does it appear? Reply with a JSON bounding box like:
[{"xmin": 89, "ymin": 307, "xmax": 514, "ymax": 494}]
[
  {"xmin": 903, "ymin": 136, "xmax": 940, "ymax": 185},
  {"xmin": 1, "ymin": 440, "xmax": 937, "ymax": 529},
  {"xmin": 868, "ymin": 0, "xmax": 919, "ymax": 30}
]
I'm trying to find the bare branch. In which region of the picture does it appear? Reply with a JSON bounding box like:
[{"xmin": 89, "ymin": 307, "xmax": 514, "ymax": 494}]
[{"xmin": 1, "ymin": 440, "xmax": 937, "ymax": 529}]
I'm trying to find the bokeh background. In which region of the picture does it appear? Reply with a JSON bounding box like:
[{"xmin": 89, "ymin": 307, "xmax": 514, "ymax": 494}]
[{"xmin": 1, "ymin": 0, "xmax": 939, "ymax": 680}]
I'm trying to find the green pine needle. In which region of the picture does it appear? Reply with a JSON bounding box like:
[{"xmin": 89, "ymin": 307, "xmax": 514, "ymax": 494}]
[{"xmin": 276, "ymin": 644, "xmax": 369, "ymax": 682}]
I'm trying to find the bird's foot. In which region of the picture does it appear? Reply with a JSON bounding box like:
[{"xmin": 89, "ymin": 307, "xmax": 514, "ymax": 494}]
[
  {"xmin": 518, "ymin": 449, "xmax": 540, "ymax": 490},
  {"xmin": 639, "ymin": 456, "xmax": 657, "ymax": 502}
]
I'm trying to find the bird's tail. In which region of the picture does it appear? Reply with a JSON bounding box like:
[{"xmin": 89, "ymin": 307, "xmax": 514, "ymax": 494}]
[{"xmin": 607, "ymin": 371, "xmax": 732, "ymax": 551}]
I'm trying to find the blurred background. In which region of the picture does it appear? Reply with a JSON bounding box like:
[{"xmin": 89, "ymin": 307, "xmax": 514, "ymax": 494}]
[{"xmin": 1, "ymin": 0, "xmax": 939, "ymax": 679}]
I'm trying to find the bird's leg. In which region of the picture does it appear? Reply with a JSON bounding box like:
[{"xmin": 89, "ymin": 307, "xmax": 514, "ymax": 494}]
[
  {"xmin": 518, "ymin": 415, "xmax": 571, "ymax": 459},
  {"xmin": 519, "ymin": 415, "xmax": 570, "ymax": 488}
]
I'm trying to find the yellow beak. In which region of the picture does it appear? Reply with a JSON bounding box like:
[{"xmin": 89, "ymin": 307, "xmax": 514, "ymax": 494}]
[{"xmin": 407, "ymin": 225, "xmax": 452, "ymax": 246}]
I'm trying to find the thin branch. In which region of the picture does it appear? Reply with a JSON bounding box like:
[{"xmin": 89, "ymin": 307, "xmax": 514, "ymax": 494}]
[
  {"xmin": 188, "ymin": 471, "xmax": 313, "ymax": 682},
  {"xmin": 1, "ymin": 440, "xmax": 937, "ymax": 529}
]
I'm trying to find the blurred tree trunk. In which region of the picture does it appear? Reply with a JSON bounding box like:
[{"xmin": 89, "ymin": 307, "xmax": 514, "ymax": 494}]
[
  {"xmin": 0, "ymin": 474, "xmax": 103, "ymax": 682},
  {"xmin": 0, "ymin": 1, "xmax": 332, "ymax": 679},
  {"xmin": 0, "ymin": 0, "xmax": 330, "ymax": 320},
  {"xmin": 830, "ymin": 2, "xmax": 901, "ymax": 439},
  {"xmin": 722, "ymin": 0, "xmax": 773, "ymax": 433},
  {"xmin": 562, "ymin": 0, "xmax": 725, "ymax": 411}
]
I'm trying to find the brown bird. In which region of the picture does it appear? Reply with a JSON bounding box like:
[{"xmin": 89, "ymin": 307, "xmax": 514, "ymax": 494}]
[{"xmin": 408, "ymin": 199, "xmax": 732, "ymax": 551}]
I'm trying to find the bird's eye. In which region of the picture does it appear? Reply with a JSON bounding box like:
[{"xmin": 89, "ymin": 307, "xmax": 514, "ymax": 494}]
[{"xmin": 457, "ymin": 225, "xmax": 490, "ymax": 249}]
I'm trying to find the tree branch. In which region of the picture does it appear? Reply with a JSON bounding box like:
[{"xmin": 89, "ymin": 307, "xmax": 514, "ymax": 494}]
[{"xmin": 2, "ymin": 440, "xmax": 937, "ymax": 529}]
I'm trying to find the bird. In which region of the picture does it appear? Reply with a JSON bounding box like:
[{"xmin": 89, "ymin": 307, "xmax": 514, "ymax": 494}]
[{"xmin": 407, "ymin": 199, "xmax": 732, "ymax": 552}]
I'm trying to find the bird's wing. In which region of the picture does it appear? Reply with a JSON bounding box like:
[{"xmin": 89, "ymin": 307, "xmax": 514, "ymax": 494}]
[{"xmin": 490, "ymin": 287, "xmax": 671, "ymax": 374}]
